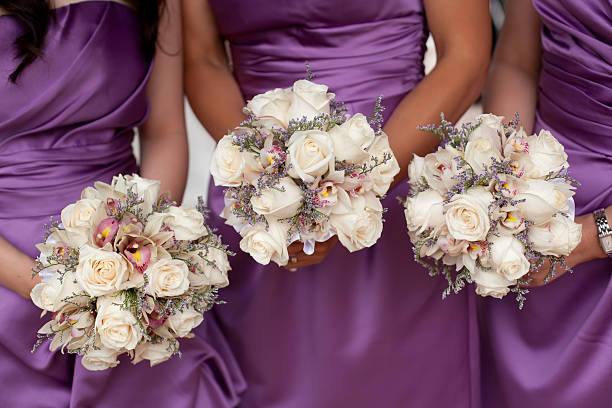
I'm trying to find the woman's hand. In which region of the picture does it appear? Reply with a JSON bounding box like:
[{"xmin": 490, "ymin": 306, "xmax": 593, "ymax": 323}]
[{"xmin": 284, "ymin": 236, "xmax": 339, "ymax": 271}]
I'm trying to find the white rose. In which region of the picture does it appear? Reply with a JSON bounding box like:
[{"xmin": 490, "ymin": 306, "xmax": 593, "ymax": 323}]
[
  {"xmin": 516, "ymin": 179, "xmax": 574, "ymax": 225},
  {"xmin": 189, "ymin": 247, "xmax": 231, "ymax": 289},
  {"xmin": 490, "ymin": 235, "xmax": 530, "ymax": 281},
  {"xmin": 423, "ymin": 145, "xmax": 464, "ymax": 192},
  {"xmin": 444, "ymin": 187, "xmax": 493, "ymax": 242},
  {"xmin": 95, "ymin": 296, "xmax": 142, "ymax": 350},
  {"xmin": 166, "ymin": 307, "xmax": 204, "ymax": 337},
  {"xmin": 132, "ymin": 340, "xmax": 174, "ymax": 367},
  {"xmin": 464, "ymin": 138, "xmax": 502, "ymax": 174},
  {"xmin": 471, "ymin": 114, "xmax": 504, "ymax": 151},
  {"xmin": 251, "ymin": 177, "xmax": 303, "ymax": 219},
  {"xmin": 523, "ymin": 130, "xmax": 568, "ymax": 178},
  {"xmin": 147, "ymin": 258, "xmax": 190, "ymax": 297},
  {"xmin": 408, "ymin": 154, "xmax": 426, "ymax": 187},
  {"xmin": 328, "ymin": 113, "xmax": 375, "ymax": 163},
  {"xmin": 330, "ymin": 190, "xmax": 383, "ymax": 252},
  {"xmin": 286, "ymin": 130, "xmax": 334, "ymax": 183},
  {"xmin": 404, "ymin": 190, "xmax": 446, "ymax": 235},
  {"xmin": 31, "ymin": 270, "xmax": 85, "ymax": 312},
  {"xmin": 239, "ymin": 222, "xmax": 289, "ymax": 266},
  {"xmin": 365, "ymin": 133, "xmax": 400, "ymax": 196},
  {"xmin": 61, "ymin": 198, "xmax": 103, "ymax": 231},
  {"xmin": 122, "ymin": 174, "xmax": 161, "ymax": 213},
  {"xmin": 210, "ymin": 135, "xmax": 245, "ymax": 187},
  {"xmin": 287, "ymin": 79, "xmax": 335, "ymax": 122},
  {"xmin": 81, "ymin": 347, "xmax": 120, "ymax": 371},
  {"xmin": 76, "ymin": 245, "xmax": 129, "ymax": 297},
  {"xmin": 528, "ymin": 214, "xmax": 582, "ymax": 257},
  {"xmin": 246, "ymin": 87, "xmax": 293, "ymax": 127},
  {"xmin": 243, "ymin": 152, "xmax": 265, "ymax": 185},
  {"xmin": 470, "ymin": 266, "xmax": 514, "ymax": 299},
  {"xmin": 164, "ymin": 206, "xmax": 207, "ymax": 241}
]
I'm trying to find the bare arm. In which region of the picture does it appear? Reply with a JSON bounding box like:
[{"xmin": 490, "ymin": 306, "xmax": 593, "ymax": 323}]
[
  {"xmin": 139, "ymin": 0, "xmax": 189, "ymax": 202},
  {"xmin": 0, "ymin": 237, "xmax": 39, "ymax": 299},
  {"xmin": 182, "ymin": 0, "xmax": 246, "ymax": 141},
  {"xmin": 483, "ymin": 0, "xmax": 542, "ymax": 133},
  {"xmin": 384, "ymin": 0, "xmax": 491, "ymax": 185}
]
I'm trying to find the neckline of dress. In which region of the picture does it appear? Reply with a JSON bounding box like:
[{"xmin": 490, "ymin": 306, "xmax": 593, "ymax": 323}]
[{"xmin": 0, "ymin": 1, "xmax": 134, "ymax": 18}]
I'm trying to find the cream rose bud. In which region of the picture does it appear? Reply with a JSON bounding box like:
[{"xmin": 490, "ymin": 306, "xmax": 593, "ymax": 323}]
[
  {"xmin": 524, "ymin": 130, "xmax": 568, "ymax": 178},
  {"xmin": 164, "ymin": 206, "xmax": 207, "ymax": 241},
  {"xmin": 528, "ymin": 214, "xmax": 582, "ymax": 257},
  {"xmin": 328, "ymin": 113, "xmax": 375, "ymax": 163},
  {"xmin": 81, "ymin": 347, "xmax": 120, "ymax": 371},
  {"xmin": 95, "ymin": 296, "xmax": 143, "ymax": 350},
  {"xmin": 516, "ymin": 179, "xmax": 574, "ymax": 225},
  {"xmin": 408, "ymin": 154, "xmax": 425, "ymax": 186},
  {"xmin": 287, "ymin": 80, "xmax": 335, "ymax": 122},
  {"xmin": 76, "ymin": 245, "xmax": 128, "ymax": 297},
  {"xmin": 166, "ymin": 307, "xmax": 204, "ymax": 337},
  {"xmin": 246, "ymin": 87, "xmax": 292, "ymax": 127},
  {"xmin": 132, "ymin": 340, "xmax": 174, "ymax": 367},
  {"xmin": 210, "ymin": 135, "xmax": 245, "ymax": 187},
  {"xmin": 423, "ymin": 145, "xmax": 464, "ymax": 192},
  {"xmin": 286, "ymin": 130, "xmax": 335, "ymax": 183},
  {"xmin": 444, "ymin": 187, "xmax": 493, "ymax": 242},
  {"xmin": 464, "ymin": 137, "xmax": 502, "ymax": 174},
  {"xmin": 330, "ymin": 190, "xmax": 383, "ymax": 252},
  {"xmin": 123, "ymin": 174, "xmax": 161, "ymax": 213},
  {"xmin": 243, "ymin": 152, "xmax": 265, "ymax": 185},
  {"xmin": 366, "ymin": 133, "xmax": 400, "ymax": 196},
  {"xmin": 490, "ymin": 235, "xmax": 530, "ymax": 281},
  {"xmin": 471, "ymin": 114, "xmax": 504, "ymax": 150},
  {"xmin": 61, "ymin": 198, "xmax": 103, "ymax": 230},
  {"xmin": 147, "ymin": 258, "xmax": 190, "ymax": 297},
  {"xmin": 251, "ymin": 177, "xmax": 303, "ymax": 219},
  {"xmin": 470, "ymin": 265, "xmax": 514, "ymax": 299},
  {"xmin": 189, "ymin": 247, "xmax": 231, "ymax": 289},
  {"xmin": 239, "ymin": 222, "xmax": 289, "ymax": 266},
  {"xmin": 404, "ymin": 190, "xmax": 445, "ymax": 235}
]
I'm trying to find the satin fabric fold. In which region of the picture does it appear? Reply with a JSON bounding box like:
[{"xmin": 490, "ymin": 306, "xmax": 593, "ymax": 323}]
[
  {"xmin": 0, "ymin": 2, "xmax": 245, "ymax": 406},
  {"xmin": 480, "ymin": 1, "xmax": 612, "ymax": 407},
  {"xmin": 205, "ymin": 1, "xmax": 480, "ymax": 407}
]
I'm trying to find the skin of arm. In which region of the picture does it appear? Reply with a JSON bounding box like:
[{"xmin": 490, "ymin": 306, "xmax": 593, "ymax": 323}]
[
  {"xmin": 138, "ymin": 0, "xmax": 189, "ymax": 202},
  {"xmin": 0, "ymin": 0, "xmax": 187, "ymax": 299},
  {"xmin": 182, "ymin": 0, "xmax": 491, "ymax": 269},
  {"xmin": 484, "ymin": 0, "xmax": 610, "ymax": 287}
]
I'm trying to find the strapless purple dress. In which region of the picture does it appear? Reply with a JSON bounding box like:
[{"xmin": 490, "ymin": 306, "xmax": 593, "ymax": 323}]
[
  {"xmin": 479, "ymin": 1, "xmax": 612, "ymax": 407},
  {"xmin": 204, "ymin": 1, "xmax": 480, "ymax": 407},
  {"xmin": 0, "ymin": 3, "xmax": 244, "ymax": 407}
]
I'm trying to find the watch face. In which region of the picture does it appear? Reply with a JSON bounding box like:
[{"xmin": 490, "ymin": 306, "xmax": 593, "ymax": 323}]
[{"xmin": 602, "ymin": 235, "xmax": 612, "ymax": 254}]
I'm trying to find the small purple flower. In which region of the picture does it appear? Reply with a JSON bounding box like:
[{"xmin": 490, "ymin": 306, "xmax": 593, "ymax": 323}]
[{"xmin": 93, "ymin": 218, "xmax": 119, "ymax": 247}]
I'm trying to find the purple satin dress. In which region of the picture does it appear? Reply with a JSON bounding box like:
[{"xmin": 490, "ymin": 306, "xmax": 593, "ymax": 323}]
[
  {"xmin": 479, "ymin": 1, "xmax": 612, "ymax": 407},
  {"xmin": 0, "ymin": 3, "xmax": 244, "ymax": 407},
  {"xmin": 205, "ymin": 1, "xmax": 480, "ymax": 406}
]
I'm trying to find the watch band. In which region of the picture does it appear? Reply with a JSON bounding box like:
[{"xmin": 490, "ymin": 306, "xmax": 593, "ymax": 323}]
[{"xmin": 593, "ymin": 208, "xmax": 612, "ymax": 258}]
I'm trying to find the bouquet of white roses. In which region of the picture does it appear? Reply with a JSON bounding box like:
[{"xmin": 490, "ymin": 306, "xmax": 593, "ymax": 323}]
[
  {"xmin": 30, "ymin": 174, "xmax": 231, "ymax": 370},
  {"xmin": 210, "ymin": 77, "xmax": 400, "ymax": 266},
  {"xmin": 403, "ymin": 114, "xmax": 582, "ymax": 308}
]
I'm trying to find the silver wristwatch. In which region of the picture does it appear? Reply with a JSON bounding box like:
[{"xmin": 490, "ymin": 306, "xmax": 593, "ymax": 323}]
[{"xmin": 593, "ymin": 208, "xmax": 612, "ymax": 258}]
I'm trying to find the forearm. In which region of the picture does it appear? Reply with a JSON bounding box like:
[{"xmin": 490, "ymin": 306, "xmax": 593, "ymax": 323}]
[
  {"xmin": 384, "ymin": 52, "xmax": 488, "ymax": 183},
  {"xmin": 0, "ymin": 235, "xmax": 39, "ymax": 299},
  {"xmin": 139, "ymin": 132, "xmax": 188, "ymax": 203},
  {"xmin": 567, "ymin": 206, "xmax": 612, "ymax": 268},
  {"xmin": 184, "ymin": 61, "xmax": 246, "ymax": 142}
]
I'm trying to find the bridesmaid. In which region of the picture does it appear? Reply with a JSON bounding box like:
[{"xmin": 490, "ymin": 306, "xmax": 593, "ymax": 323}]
[
  {"xmin": 184, "ymin": 0, "xmax": 490, "ymax": 406},
  {"xmin": 0, "ymin": 1, "xmax": 244, "ymax": 406},
  {"xmin": 480, "ymin": 0, "xmax": 612, "ymax": 407}
]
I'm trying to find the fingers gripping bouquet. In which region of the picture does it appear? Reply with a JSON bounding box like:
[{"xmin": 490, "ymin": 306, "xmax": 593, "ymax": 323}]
[
  {"xmin": 30, "ymin": 175, "xmax": 231, "ymax": 370},
  {"xmin": 210, "ymin": 77, "xmax": 400, "ymax": 266},
  {"xmin": 403, "ymin": 114, "xmax": 582, "ymax": 308}
]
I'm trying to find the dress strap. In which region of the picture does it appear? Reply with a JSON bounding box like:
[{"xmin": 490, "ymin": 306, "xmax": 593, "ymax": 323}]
[{"xmin": 51, "ymin": 0, "xmax": 135, "ymax": 10}]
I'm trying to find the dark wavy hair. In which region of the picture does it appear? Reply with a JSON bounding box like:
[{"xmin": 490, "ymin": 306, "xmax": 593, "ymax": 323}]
[{"xmin": 1, "ymin": 0, "xmax": 165, "ymax": 83}]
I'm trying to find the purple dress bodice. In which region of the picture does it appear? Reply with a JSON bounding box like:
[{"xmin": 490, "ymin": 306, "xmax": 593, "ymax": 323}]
[
  {"xmin": 480, "ymin": 1, "xmax": 612, "ymax": 407},
  {"xmin": 0, "ymin": 3, "xmax": 245, "ymax": 407},
  {"xmin": 206, "ymin": 1, "xmax": 480, "ymax": 407}
]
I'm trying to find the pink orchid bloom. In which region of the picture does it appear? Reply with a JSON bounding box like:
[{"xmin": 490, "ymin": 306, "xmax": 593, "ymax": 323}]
[
  {"xmin": 94, "ymin": 218, "xmax": 119, "ymax": 247},
  {"xmin": 124, "ymin": 242, "xmax": 151, "ymax": 273}
]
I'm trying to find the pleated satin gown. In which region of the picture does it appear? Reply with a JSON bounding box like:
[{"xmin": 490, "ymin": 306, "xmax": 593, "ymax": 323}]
[
  {"xmin": 0, "ymin": 2, "xmax": 245, "ymax": 406},
  {"xmin": 479, "ymin": 1, "xmax": 612, "ymax": 407},
  {"xmin": 204, "ymin": 0, "xmax": 481, "ymax": 406}
]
